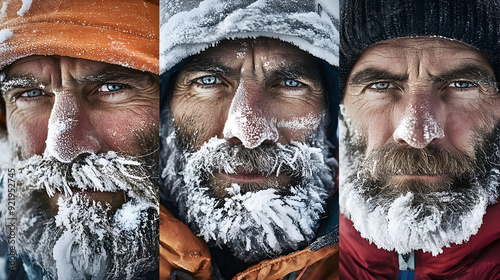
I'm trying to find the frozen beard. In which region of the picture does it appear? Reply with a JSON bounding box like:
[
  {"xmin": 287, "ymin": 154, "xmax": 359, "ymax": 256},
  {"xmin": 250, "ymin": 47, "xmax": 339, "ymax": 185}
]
[
  {"xmin": 339, "ymin": 110, "xmax": 500, "ymax": 256},
  {"xmin": 161, "ymin": 123, "xmax": 335, "ymax": 264},
  {"xmin": 0, "ymin": 145, "xmax": 159, "ymax": 280}
]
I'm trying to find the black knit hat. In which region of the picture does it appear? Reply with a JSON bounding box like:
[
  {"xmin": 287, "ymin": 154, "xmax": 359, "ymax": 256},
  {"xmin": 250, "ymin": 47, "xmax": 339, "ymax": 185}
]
[{"xmin": 340, "ymin": 0, "xmax": 500, "ymax": 98}]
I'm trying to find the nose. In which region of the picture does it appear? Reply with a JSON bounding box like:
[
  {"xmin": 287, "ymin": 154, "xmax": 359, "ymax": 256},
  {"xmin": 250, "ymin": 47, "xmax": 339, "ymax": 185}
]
[
  {"xmin": 393, "ymin": 95, "xmax": 445, "ymax": 148},
  {"xmin": 223, "ymin": 81, "xmax": 279, "ymax": 148},
  {"xmin": 45, "ymin": 93, "xmax": 101, "ymax": 162}
]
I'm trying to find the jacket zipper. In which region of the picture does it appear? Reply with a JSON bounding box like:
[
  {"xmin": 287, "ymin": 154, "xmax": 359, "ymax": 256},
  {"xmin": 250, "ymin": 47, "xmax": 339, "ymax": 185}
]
[{"xmin": 398, "ymin": 252, "xmax": 415, "ymax": 280}]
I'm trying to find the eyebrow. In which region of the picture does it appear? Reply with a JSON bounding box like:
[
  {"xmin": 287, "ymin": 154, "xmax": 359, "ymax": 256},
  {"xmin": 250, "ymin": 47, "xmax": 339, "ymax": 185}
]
[
  {"xmin": 82, "ymin": 67, "xmax": 151, "ymax": 85},
  {"xmin": 1, "ymin": 76, "xmax": 45, "ymax": 94},
  {"xmin": 349, "ymin": 67, "xmax": 408, "ymax": 85},
  {"xmin": 181, "ymin": 57, "xmax": 322, "ymax": 85},
  {"xmin": 180, "ymin": 58, "xmax": 236, "ymax": 77},
  {"xmin": 431, "ymin": 65, "xmax": 497, "ymax": 86},
  {"xmin": 349, "ymin": 64, "xmax": 497, "ymax": 87},
  {"xmin": 1, "ymin": 67, "xmax": 151, "ymax": 95}
]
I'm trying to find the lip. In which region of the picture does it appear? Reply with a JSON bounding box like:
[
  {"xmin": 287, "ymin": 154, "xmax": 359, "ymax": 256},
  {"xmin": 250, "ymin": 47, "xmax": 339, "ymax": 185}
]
[
  {"xmin": 391, "ymin": 174, "xmax": 450, "ymax": 180},
  {"xmin": 217, "ymin": 172, "xmax": 271, "ymax": 184},
  {"xmin": 59, "ymin": 188, "xmax": 127, "ymax": 210}
]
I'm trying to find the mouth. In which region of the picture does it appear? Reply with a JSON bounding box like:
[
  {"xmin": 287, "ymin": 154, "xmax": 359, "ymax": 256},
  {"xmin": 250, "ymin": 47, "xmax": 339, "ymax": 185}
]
[
  {"xmin": 51, "ymin": 188, "xmax": 127, "ymax": 211},
  {"xmin": 390, "ymin": 174, "xmax": 450, "ymax": 181},
  {"xmin": 209, "ymin": 167, "xmax": 294, "ymax": 196}
]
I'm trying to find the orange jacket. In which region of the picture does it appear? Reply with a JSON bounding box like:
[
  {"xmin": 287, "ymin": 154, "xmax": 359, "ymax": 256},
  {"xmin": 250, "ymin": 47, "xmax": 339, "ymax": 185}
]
[{"xmin": 160, "ymin": 205, "xmax": 339, "ymax": 280}]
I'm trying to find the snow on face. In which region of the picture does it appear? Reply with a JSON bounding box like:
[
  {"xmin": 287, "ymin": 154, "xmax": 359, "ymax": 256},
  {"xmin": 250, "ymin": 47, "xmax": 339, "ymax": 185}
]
[
  {"xmin": 0, "ymin": 28, "xmax": 12, "ymax": 43},
  {"xmin": 0, "ymin": 137, "xmax": 159, "ymax": 279},
  {"xmin": 16, "ymin": 0, "xmax": 32, "ymax": 16},
  {"xmin": 339, "ymin": 110, "xmax": 500, "ymax": 255},
  {"xmin": 222, "ymin": 81, "xmax": 279, "ymax": 149},
  {"xmin": 161, "ymin": 123, "xmax": 335, "ymax": 263},
  {"xmin": 393, "ymin": 100, "xmax": 445, "ymax": 148}
]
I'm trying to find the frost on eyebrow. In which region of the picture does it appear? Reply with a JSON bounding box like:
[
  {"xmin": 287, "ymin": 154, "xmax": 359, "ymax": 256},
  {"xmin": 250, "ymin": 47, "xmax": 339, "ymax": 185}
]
[{"xmin": 1, "ymin": 76, "xmax": 45, "ymax": 99}]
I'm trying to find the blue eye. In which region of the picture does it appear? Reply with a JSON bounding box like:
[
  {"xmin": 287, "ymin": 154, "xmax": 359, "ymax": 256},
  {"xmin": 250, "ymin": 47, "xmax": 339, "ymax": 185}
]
[
  {"xmin": 285, "ymin": 79, "xmax": 300, "ymax": 87},
  {"xmin": 22, "ymin": 89, "xmax": 44, "ymax": 97},
  {"xmin": 368, "ymin": 82, "xmax": 394, "ymax": 89},
  {"xmin": 99, "ymin": 83, "xmax": 125, "ymax": 92},
  {"xmin": 200, "ymin": 76, "xmax": 218, "ymax": 85},
  {"xmin": 450, "ymin": 81, "xmax": 475, "ymax": 88}
]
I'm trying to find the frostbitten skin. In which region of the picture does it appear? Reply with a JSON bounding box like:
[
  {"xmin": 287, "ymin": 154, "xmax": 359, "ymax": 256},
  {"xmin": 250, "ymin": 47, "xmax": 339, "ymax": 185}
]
[{"xmin": 3, "ymin": 56, "xmax": 159, "ymax": 162}]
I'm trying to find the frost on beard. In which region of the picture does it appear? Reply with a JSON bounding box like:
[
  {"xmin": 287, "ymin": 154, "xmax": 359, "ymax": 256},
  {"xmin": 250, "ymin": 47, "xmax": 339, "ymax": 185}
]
[
  {"xmin": 0, "ymin": 139, "xmax": 159, "ymax": 280},
  {"xmin": 339, "ymin": 109, "xmax": 500, "ymax": 256},
  {"xmin": 162, "ymin": 133, "xmax": 335, "ymax": 264}
]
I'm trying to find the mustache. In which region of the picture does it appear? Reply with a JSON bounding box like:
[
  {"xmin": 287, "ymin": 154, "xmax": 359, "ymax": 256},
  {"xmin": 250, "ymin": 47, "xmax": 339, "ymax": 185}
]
[
  {"xmin": 187, "ymin": 139, "xmax": 320, "ymax": 180},
  {"xmin": 17, "ymin": 151, "xmax": 158, "ymax": 200},
  {"xmin": 364, "ymin": 144, "xmax": 475, "ymax": 180}
]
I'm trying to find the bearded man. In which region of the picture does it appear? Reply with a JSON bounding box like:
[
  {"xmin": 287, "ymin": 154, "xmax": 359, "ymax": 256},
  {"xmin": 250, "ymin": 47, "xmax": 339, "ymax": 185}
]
[
  {"xmin": 339, "ymin": 0, "xmax": 500, "ymax": 279},
  {"xmin": 159, "ymin": 0, "xmax": 340, "ymax": 279},
  {"xmin": 0, "ymin": 0, "xmax": 159, "ymax": 279}
]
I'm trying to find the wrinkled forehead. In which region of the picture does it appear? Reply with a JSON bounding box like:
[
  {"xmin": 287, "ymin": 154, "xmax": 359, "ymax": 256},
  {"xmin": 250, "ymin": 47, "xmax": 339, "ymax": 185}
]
[
  {"xmin": 185, "ymin": 37, "xmax": 323, "ymax": 74},
  {"xmin": 3, "ymin": 55, "xmax": 157, "ymax": 84},
  {"xmin": 349, "ymin": 37, "xmax": 495, "ymax": 81}
]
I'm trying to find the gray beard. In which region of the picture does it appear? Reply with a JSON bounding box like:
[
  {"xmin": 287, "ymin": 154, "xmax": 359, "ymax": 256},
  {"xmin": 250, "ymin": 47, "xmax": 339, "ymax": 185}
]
[
  {"xmin": 160, "ymin": 115, "xmax": 335, "ymax": 264},
  {"xmin": 0, "ymin": 148, "xmax": 159, "ymax": 280},
  {"xmin": 339, "ymin": 107, "xmax": 500, "ymax": 256}
]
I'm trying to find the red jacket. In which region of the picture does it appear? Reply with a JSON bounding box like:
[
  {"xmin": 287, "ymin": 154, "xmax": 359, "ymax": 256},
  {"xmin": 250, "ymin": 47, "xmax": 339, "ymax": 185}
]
[{"xmin": 340, "ymin": 198, "xmax": 500, "ymax": 279}]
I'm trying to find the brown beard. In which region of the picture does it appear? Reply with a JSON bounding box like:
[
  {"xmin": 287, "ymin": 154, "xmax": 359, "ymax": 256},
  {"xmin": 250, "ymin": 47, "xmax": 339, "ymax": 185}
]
[
  {"xmin": 339, "ymin": 111, "xmax": 500, "ymax": 255},
  {"xmin": 362, "ymin": 143, "xmax": 475, "ymax": 195}
]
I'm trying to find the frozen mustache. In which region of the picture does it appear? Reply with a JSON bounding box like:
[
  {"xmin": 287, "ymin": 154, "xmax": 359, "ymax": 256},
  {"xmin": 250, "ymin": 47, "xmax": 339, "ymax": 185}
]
[
  {"xmin": 364, "ymin": 143, "xmax": 475, "ymax": 179},
  {"xmin": 16, "ymin": 151, "xmax": 157, "ymax": 200},
  {"xmin": 186, "ymin": 138, "xmax": 321, "ymax": 181}
]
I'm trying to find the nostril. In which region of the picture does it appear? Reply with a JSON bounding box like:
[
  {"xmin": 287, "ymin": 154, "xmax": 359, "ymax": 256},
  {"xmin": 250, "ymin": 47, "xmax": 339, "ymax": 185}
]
[{"xmin": 226, "ymin": 137, "xmax": 242, "ymax": 145}]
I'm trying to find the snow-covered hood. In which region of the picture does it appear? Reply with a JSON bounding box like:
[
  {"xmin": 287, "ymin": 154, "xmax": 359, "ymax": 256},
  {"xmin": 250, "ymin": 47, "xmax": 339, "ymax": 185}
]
[{"xmin": 160, "ymin": 0, "xmax": 339, "ymax": 74}]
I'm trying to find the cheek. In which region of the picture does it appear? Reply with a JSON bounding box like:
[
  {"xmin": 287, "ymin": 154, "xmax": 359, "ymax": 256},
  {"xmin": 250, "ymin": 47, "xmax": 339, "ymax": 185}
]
[
  {"xmin": 96, "ymin": 105, "xmax": 159, "ymax": 155},
  {"xmin": 274, "ymin": 98, "xmax": 326, "ymax": 143},
  {"xmin": 444, "ymin": 103, "xmax": 500, "ymax": 154},
  {"xmin": 171, "ymin": 95, "xmax": 230, "ymax": 149},
  {"xmin": 344, "ymin": 101, "xmax": 394, "ymax": 154},
  {"xmin": 7, "ymin": 111, "xmax": 50, "ymax": 158}
]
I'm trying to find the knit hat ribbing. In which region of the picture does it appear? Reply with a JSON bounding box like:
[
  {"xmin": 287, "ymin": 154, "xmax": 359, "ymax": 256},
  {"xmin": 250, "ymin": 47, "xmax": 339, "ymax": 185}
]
[{"xmin": 340, "ymin": 0, "xmax": 500, "ymax": 97}]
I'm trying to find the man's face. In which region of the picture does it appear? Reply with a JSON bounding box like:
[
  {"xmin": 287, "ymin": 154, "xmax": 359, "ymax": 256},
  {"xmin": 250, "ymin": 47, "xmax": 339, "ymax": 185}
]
[
  {"xmin": 1, "ymin": 56, "xmax": 160, "ymax": 278},
  {"xmin": 4, "ymin": 55, "xmax": 159, "ymax": 162},
  {"xmin": 344, "ymin": 37, "xmax": 500, "ymax": 155},
  {"xmin": 164, "ymin": 38, "xmax": 334, "ymax": 263},
  {"xmin": 171, "ymin": 37, "xmax": 325, "ymax": 195},
  {"xmin": 340, "ymin": 37, "xmax": 500, "ymax": 255}
]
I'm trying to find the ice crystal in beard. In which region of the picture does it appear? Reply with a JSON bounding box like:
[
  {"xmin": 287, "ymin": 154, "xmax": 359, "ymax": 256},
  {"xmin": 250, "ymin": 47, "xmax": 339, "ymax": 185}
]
[
  {"xmin": 0, "ymin": 148, "xmax": 159, "ymax": 279},
  {"xmin": 339, "ymin": 113, "xmax": 500, "ymax": 256},
  {"xmin": 166, "ymin": 136, "xmax": 334, "ymax": 264},
  {"xmin": 15, "ymin": 193, "xmax": 158, "ymax": 280},
  {"xmin": 16, "ymin": 151, "xmax": 157, "ymax": 200}
]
